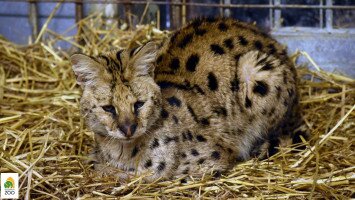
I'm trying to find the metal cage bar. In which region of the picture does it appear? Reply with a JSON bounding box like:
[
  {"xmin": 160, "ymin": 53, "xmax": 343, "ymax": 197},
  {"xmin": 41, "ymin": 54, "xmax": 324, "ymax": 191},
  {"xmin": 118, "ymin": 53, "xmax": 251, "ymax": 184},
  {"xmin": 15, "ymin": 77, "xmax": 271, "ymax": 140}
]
[
  {"xmin": 2, "ymin": 0, "xmax": 354, "ymax": 32},
  {"xmin": 326, "ymin": 0, "xmax": 333, "ymax": 31},
  {"xmin": 1, "ymin": 0, "xmax": 355, "ymax": 9}
]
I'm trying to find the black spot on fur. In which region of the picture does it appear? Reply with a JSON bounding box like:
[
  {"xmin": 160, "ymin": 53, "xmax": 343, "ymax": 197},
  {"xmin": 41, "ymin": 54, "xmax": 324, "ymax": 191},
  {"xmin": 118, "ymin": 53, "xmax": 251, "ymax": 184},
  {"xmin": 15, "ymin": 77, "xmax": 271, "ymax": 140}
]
[
  {"xmin": 223, "ymin": 38, "xmax": 234, "ymax": 49},
  {"xmin": 191, "ymin": 149, "xmax": 199, "ymax": 156},
  {"xmin": 167, "ymin": 96, "xmax": 182, "ymax": 107},
  {"xmin": 254, "ymin": 40, "xmax": 263, "ymax": 50},
  {"xmin": 268, "ymin": 44, "xmax": 277, "ymax": 54},
  {"xmin": 197, "ymin": 158, "xmax": 205, "ymax": 164},
  {"xmin": 164, "ymin": 136, "xmax": 179, "ymax": 144},
  {"xmin": 170, "ymin": 58, "xmax": 180, "ymax": 71},
  {"xmin": 186, "ymin": 131, "xmax": 193, "ymax": 141},
  {"xmin": 161, "ymin": 109, "xmax": 169, "ymax": 119},
  {"xmin": 218, "ymin": 22, "xmax": 228, "ymax": 31},
  {"xmin": 186, "ymin": 54, "xmax": 200, "ymax": 72},
  {"xmin": 196, "ymin": 134, "xmax": 207, "ymax": 142},
  {"xmin": 210, "ymin": 44, "xmax": 225, "ymax": 55},
  {"xmin": 195, "ymin": 28, "xmax": 207, "ymax": 36},
  {"xmin": 268, "ymin": 107, "xmax": 276, "ymax": 116},
  {"xmin": 172, "ymin": 115, "xmax": 179, "ymax": 124},
  {"xmin": 179, "ymin": 33, "xmax": 193, "ymax": 49},
  {"xmin": 200, "ymin": 118, "xmax": 210, "ymax": 126},
  {"xmin": 213, "ymin": 107, "xmax": 227, "ymax": 116},
  {"xmin": 187, "ymin": 105, "xmax": 199, "ymax": 123},
  {"xmin": 150, "ymin": 138, "xmax": 159, "ymax": 149},
  {"xmin": 157, "ymin": 161, "xmax": 166, "ymax": 171},
  {"xmin": 211, "ymin": 151, "xmax": 221, "ymax": 160},
  {"xmin": 253, "ymin": 81, "xmax": 269, "ymax": 96},
  {"xmin": 156, "ymin": 81, "xmax": 180, "ymax": 89},
  {"xmin": 207, "ymin": 72, "xmax": 218, "ymax": 91},
  {"xmin": 245, "ymin": 96, "xmax": 252, "ymax": 108},
  {"xmin": 144, "ymin": 159, "xmax": 152, "ymax": 168},
  {"xmin": 156, "ymin": 54, "xmax": 163, "ymax": 64},
  {"xmin": 181, "ymin": 152, "xmax": 187, "ymax": 158},
  {"xmin": 238, "ymin": 36, "xmax": 248, "ymax": 46},
  {"xmin": 131, "ymin": 146, "xmax": 139, "ymax": 157},
  {"xmin": 231, "ymin": 77, "xmax": 240, "ymax": 92}
]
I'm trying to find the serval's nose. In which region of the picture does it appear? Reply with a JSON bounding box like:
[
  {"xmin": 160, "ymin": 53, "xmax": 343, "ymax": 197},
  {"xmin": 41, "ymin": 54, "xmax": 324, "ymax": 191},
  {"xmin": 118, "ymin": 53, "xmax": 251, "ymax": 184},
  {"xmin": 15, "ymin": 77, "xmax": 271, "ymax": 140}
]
[{"xmin": 118, "ymin": 121, "xmax": 137, "ymax": 138}]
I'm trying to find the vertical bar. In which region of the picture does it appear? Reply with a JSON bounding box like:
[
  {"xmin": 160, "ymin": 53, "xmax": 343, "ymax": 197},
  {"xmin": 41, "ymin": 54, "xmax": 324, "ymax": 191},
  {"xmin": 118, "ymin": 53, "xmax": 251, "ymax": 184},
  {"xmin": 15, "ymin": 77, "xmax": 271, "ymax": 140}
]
[
  {"xmin": 219, "ymin": 0, "xmax": 223, "ymax": 17},
  {"xmin": 325, "ymin": 0, "xmax": 333, "ymax": 31},
  {"xmin": 224, "ymin": 0, "xmax": 231, "ymax": 17},
  {"xmin": 166, "ymin": 1, "xmax": 171, "ymax": 29},
  {"xmin": 269, "ymin": 0, "xmax": 273, "ymax": 30},
  {"xmin": 124, "ymin": 0, "xmax": 132, "ymax": 29},
  {"xmin": 185, "ymin": 0, "xmax": 190, "ymax": 22},
  {"xmin": 320, "ymin": 0, "xmax": 324, "ymax": 28},
  {"xmin": 157, "ymin": 8, "xmax": 160, "ymax": 29},
  {"xmin": 29, "ymin": 0, "xmax": 39, "ymax": 41},
  {"xmin": 75, "ymin": 0, "xmax": 84, "ymax": 46},
  {"xmin": 274, "ymin": 0, "xmax": 281, "ymax": 29},
  {"xmin": 181, "ymin": 0, "xmax": 186, "ymax": 25},
  {"xmin": 170, "ymin": 0, "xmax": 181, "ymax": 29},
  {"xmin": 75, "ymin": 0, "xmax": 83, "ymax": 23}
]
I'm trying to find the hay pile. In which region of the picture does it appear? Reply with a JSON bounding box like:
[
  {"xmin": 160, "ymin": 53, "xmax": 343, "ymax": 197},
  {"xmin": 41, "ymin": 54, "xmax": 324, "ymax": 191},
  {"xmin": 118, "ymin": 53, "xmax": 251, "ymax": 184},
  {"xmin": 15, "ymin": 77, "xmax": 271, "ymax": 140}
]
[{"xmin": 0, "ymin": 13, "xmax": 354, "ymax": 199}]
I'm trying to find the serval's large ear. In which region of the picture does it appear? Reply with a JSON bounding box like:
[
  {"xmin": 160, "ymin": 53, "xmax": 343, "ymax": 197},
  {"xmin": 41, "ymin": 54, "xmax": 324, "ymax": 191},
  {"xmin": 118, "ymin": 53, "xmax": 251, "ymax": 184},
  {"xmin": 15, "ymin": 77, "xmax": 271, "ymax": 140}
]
[
  {"xmin": 70, "ymin": 54, "xmax": 110, "ymax": 87},
  {"xmin": 130, "ymin": 42, "xmax": 158, "ymax": 76}
]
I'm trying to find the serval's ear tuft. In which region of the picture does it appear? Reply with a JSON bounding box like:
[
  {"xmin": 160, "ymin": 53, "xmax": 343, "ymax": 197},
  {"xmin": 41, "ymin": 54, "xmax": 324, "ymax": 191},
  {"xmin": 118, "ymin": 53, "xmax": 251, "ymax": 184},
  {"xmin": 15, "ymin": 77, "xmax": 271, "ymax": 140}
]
[
  {"xmin": 71, "ymin": 54, "xmax": 110, "ymax": 87},
  {"xmin": 131, "ymin": 42, "xmax": 158, "ymax": 76}
]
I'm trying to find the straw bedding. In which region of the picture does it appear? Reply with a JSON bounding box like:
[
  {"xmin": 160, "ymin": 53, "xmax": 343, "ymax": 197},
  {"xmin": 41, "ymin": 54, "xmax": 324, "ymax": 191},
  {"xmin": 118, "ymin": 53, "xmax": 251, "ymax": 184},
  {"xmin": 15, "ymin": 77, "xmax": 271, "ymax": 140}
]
[{"xmin": 0, "ymin": 13, "xmax": 354, "ymax": 199}]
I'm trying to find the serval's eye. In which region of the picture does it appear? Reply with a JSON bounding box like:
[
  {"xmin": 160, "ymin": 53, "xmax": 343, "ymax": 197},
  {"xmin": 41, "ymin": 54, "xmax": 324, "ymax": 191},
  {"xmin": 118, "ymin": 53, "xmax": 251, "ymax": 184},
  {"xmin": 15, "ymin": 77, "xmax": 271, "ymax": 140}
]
[
  {"xmin": 102, "ymin": 105, "xmax": 116, "ymax": 115},
  {"xmin": 134, "ymin": 101, "xmax": 145, "ymax": 115}
]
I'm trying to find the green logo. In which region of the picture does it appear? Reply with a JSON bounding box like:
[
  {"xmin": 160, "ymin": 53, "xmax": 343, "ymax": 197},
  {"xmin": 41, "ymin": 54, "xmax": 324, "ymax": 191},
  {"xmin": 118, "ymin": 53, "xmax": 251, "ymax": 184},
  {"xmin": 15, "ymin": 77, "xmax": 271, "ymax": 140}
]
[{"xmin": 4, "ymin": 177, "xmax": 15, "ymax": 189}]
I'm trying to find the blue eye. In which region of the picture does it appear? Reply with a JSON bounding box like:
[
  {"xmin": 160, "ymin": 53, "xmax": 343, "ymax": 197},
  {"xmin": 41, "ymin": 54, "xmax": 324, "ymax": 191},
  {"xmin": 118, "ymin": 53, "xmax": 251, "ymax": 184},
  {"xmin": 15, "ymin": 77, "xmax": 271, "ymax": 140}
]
[
  {"xmin": 102, "ymin": 105, "xmax": 116, "ymax": 115},
  {"xmin": 134, "ymin": 101, "xmax": 145, "ymax": 115}
]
